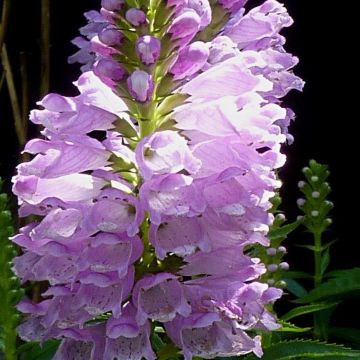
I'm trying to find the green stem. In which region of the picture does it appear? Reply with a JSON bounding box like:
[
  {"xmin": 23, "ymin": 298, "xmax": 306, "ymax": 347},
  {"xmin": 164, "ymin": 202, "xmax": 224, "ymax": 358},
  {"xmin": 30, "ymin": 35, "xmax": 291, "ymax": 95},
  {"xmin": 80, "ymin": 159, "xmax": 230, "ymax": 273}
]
[
  {"xmin": 139, "ymin": 117, "xmax": 155, "ymax": 138},
  {"xmin": 0, "ymin": 186, "xmax": 20, "ymax": 360},
  {"xmin": 314, "ymin": 231, "xmax": 322, "ymax": 287},
  {"xmin": 313, "ymin": 230, "xmax": 323, "ymax": 339}
]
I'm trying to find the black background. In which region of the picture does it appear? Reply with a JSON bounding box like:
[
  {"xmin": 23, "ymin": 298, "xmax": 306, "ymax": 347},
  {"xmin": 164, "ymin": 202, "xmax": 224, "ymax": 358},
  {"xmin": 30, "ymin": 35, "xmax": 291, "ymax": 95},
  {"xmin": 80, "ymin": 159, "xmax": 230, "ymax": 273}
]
[{"xmin": 0, "ymin": 0, "xmax": 358, "ymax": 328}]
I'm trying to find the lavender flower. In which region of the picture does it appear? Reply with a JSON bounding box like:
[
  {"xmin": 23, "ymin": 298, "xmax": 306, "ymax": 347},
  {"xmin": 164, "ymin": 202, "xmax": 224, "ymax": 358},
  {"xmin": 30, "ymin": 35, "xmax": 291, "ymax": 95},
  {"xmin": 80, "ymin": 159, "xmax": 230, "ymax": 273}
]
[{"xmin": 12, "ymin": 0, "xmax": 303, "ymax": 358}]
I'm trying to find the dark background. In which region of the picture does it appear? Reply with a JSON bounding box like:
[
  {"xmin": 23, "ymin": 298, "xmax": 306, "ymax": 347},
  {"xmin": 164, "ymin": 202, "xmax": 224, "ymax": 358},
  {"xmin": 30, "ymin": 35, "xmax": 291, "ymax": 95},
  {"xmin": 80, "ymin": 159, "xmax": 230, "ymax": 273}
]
[{"xmin": 0, "ymin": 0, "xmax": 358, "ymax": 327}]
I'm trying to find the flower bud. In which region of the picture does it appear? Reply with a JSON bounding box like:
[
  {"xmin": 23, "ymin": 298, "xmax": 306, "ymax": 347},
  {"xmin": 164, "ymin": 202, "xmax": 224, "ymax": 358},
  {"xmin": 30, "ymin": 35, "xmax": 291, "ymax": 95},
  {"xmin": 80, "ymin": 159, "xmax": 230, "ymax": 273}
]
[
  {"xmin": 168, "ymin": 10, "xmax": 200, "ymax": 41},
  {"xmin": 297, "ymin": 198, "xmax": 305, "ymax": 206},
  {"xmin": 279, "ymin": 262, "xmax": 289, "ymax": 271},
  {"xmin": 267, "ymin": 264, "xmax": 278, "ymax": 272},
  {"xmin": 324, "ymin": 218, "xmax": 333, "ymax": 225},
  {"xmin": 311, "ymin": 176, "xmax": 319, "ymax": 182},
  {"xmin": 126, "ymin": 8, "xmax": 146, "ymax": 26},
  {"xmin": 278, "ymin": 246, "xmax": 287, "ymax": 254},
  {"xmin": 94, "ymin": 58, "xmax": 125, "ymax": 81},
  {"xmin": 99, "ymin": 27, "xmax": 123, "ymax": 46},
  {"xmin": 170, "ymin": 41, "xmax": 209, "ymax": 80},
  {"xmin": 298, "ymin": 181, "xmax": 305, "ymax": 188},
  {"xmin": 312, "ymin": 191, "xmax": 320, "ymax": 199},
  {"xmin": 136, "ymin": 36, "xmax": 161, "ymax": 65},
  {"xmin": 101, "ymin": 0, "xmax": 123, "ymax": 11},
  {"xmin": 266, "ymin": 248, "xmax": 277, "ymax": 256},
  {"xmin": 276, "ymin": 213, "xmax": 286, "ymax": 221},
  {"xmin": 127, "ymin": 70, "xmax": 154, "ymax": 102}
]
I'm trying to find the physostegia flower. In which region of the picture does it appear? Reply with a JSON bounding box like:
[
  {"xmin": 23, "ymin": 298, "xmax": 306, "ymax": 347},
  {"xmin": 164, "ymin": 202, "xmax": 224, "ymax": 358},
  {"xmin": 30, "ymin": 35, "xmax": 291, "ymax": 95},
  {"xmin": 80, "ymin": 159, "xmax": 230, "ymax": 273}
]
[{"xmin": 11, "ymin": 0, "xmax": 303, "ymax": 358}]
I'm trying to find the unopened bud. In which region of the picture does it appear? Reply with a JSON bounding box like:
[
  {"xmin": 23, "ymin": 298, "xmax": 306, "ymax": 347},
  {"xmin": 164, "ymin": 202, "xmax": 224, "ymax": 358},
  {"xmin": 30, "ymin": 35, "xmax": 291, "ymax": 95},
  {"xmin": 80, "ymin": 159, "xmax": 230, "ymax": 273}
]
[
  {"xmin": 101, "ymin": 0, "xmax": 123, "ymax": 11},
  {"xmin": 266, "ymin": 248, "xmax": 277, "ymax": 256},
  {"xmin": 170, "ymin": 41, "xmax": 209, "ymax": 80},
  {"xmin": 267, "ymin": 264, "xmax": 278, "ymax": 272},
  {"xmin": 312, "ymin": 191, "xmax": 320, "ymax": 199},
  {"xmin": 99, "ymin": 27, "xmax": 123, "ymax": 46},
  {"xmin": 94, "ymin": 58, "xmax": 125, "ymax": 81},
  {"xmin": 279, "ymin": 262, "xmax": 290, "ymax": 271},
  {"xmin": 126, "ymin": 8, "xmax": 146, "ymax": 26},
  {"xmin": 136, "ymin": 36, "xmax": 161, "ymax": 65},
  {"xmin": 297, "ymin": 198, "xmax": 305, "ymax": 206},
  {"xmin": 298, "ymin": 181, "xmax": 306, "ymax": 188},
  {"xmin": 127, "ymin": 70, "xmax": 154, "ymax": 102},
  {"xmin": 311, "ymin": 176, "xmax": 319, "ymax": 182},
  {"xmin": 278, "ymin": 246, "xmax": 287, "ymax": 254}
]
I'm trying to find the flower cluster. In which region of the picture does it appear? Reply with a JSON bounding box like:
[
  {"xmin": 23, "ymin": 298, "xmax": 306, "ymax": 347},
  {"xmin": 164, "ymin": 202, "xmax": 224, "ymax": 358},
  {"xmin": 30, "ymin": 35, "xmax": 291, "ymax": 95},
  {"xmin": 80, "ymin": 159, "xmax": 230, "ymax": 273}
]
[{"xmin": 12, "ymin": 0, "xmax": 303, "ymax": 358}]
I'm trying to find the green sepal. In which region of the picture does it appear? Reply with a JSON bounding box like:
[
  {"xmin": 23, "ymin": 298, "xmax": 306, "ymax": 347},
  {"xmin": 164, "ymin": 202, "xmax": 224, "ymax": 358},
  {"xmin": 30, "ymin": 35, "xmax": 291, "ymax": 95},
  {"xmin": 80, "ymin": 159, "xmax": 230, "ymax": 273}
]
[
  {"xmin": 156, "ymin": 93, "xmax": 189, "ymax": 118},
  {"xmin": 114, "ymin": 117, "xmax": 139, "ymax": 139}
]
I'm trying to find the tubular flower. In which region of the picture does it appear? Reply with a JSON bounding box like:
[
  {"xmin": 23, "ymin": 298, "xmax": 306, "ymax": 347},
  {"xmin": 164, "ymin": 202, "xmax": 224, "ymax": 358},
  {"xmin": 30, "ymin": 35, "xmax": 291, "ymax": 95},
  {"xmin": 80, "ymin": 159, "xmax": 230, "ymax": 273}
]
[{"xmin": 12, "ymin": 0, "xmax": 303, "ymax": 359}]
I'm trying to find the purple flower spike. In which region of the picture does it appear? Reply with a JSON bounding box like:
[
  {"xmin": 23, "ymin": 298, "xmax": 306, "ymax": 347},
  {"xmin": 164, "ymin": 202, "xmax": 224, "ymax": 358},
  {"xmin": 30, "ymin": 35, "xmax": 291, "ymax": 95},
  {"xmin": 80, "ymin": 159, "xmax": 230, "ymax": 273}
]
[
  {"xmin": 127, "ymin": 70, "xmax": 154, "ymax": 102},
  {"xmin": 125, "ymin": 8, "xmax": 146, "ymax": 26},
  {"xmin": 99, "ymin": 26, "xmax": 123, "ymax": 46},
  {"xmin": 101, "ymin": 0, "xmax": 124, "ymax": 11},
  {"xmin": 12, "ymin": 0, "xmax": 303, "ymax": 356},
  {"xmin": 135, "ymin": 36, "xmax": 161, "ymax": 65},
  {"xmin": 133, "ymin": 273, "xmax": 191, "ymax": 324}
]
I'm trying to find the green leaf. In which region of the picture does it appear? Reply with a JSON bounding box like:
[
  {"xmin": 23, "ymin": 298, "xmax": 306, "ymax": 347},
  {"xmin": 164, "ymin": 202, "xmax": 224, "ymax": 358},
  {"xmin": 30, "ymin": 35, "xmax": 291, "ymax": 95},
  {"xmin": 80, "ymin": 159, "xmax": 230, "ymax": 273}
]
[
  {"xmin": 22, "ymin": 340, "xmax": 60, "ymax": 360},
  {"xmin": 243, "ymin": 340, "xmax": 360, "ymax": 360},
  {"xmin": 269, "ymin": 219, "xmax": 302, "ymax": 241},
  {"xmin": 295, "ymin": 268, "xmax": 360, "ymax": 304},
  {"xmin": 330, "ymin": 327, "xmax": 360, "ymax": 348},
  {"xmin": 277, "ymin": 320, "xmax": 312, "ymax": 333},
  {"xmin": 281, "ymin": 302, "xmax": 339, "ymax": 322},
  {"xmin": 284, "ymin": 278, "xmax": 308, "ymax": 298},
  {"xmin": 320, "ymin": 248, "xmax": 331, "ymax": 276},
  {"xmin": 325, "ymin": 268, "xmax": 360, "ymax": 278}
]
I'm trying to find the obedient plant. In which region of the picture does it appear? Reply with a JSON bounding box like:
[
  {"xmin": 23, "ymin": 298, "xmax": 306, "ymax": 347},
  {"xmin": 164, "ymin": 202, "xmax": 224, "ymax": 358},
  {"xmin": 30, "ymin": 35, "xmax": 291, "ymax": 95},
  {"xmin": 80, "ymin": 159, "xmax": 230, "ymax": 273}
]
[{"xmin": 11, "ymin": 0, "xmax": 303, "ymax": 358}]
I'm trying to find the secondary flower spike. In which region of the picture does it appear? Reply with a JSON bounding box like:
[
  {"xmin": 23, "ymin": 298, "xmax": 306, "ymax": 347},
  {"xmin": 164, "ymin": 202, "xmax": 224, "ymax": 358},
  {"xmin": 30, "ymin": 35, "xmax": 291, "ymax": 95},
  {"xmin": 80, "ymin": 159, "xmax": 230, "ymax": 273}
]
[{"xmin": 12, "ymin": 0, "xmax": 303, "ymax": 359}]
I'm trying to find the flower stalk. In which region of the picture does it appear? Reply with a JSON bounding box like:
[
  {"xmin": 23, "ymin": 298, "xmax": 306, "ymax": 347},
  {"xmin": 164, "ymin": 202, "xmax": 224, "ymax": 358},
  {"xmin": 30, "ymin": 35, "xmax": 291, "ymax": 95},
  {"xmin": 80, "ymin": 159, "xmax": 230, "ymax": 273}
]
[{"xmin": 297, "ymin": 160, "xmax": 333, "ymax": 339}]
